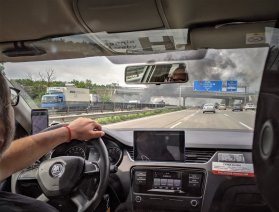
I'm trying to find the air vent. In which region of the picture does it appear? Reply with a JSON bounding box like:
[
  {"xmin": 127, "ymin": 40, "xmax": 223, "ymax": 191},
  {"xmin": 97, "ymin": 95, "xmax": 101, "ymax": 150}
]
[
  {"xmin": 125, "ymin": 147, "xmax": 215, "ymax": 162},
  {"xmin": 185, "ymin": 148, "xmax": 216, "ymax": 163},
  {"xmin": 126, "ymin": 146, "xmax": 134, "ymax": 160}
]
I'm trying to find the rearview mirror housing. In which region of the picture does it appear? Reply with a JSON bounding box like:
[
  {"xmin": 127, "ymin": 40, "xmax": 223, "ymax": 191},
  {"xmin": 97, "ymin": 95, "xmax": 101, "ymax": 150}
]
[{"xmin": 125, "ymin": 63, "xmax": 189, "ymax": 84}]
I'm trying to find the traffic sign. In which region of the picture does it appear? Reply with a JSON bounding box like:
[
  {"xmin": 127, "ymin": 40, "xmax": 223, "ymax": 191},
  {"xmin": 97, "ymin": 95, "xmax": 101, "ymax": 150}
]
[
  {"xmin": 226, "ymin": 80, "xmax": 237, "ymax": 92},
  {"xmin": 193, "ymin": 80, "xmax": 222, "ymax": 92}
]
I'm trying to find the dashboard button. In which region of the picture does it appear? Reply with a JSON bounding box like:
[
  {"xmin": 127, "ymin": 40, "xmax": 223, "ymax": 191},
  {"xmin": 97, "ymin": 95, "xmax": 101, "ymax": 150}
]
[
  {"xmin": 135, "ymin": 171, "xmax": 146, "ymax": 177},
  {"xmin": 160, "ymin": 179, "xmax": 167, "ymax": 186},
  {"xmin": 167, "ymin": 179, "xmax": 174, "ymax": 187},
  {"xmin": 135, "ymin": 196, "xmax": 142, "ymax": 203},
  {"xmin": 174, "ymin": 179, "xmax": 181, "ymax": 187},
  {"xmin": 190, "ymin": 200, "xmax": 199, "ymax": 207},
  {"xmin": 135, "ymin": 171, "xmax": 147, "ymax": 185},
  {"xmin": 154, "ymin": 178, "xmax": 160, "ymax": 186},
  {"xmin": 189, "ymin": 174, "xmax": 202, "ymax": 187},
  {"xmin": 135, "ymin": 178, "xmax": 146, "ymax": 185}
]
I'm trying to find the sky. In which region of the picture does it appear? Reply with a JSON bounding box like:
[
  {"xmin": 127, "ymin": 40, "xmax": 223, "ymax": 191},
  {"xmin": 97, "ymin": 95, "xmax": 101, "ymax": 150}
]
[
  {"xmin": 4, "ymin": 57, "xmax": 127, "ymax": 85},
  {"xmin": 3, "ymin": 47, "xmax": 269, "ymax": 90}
]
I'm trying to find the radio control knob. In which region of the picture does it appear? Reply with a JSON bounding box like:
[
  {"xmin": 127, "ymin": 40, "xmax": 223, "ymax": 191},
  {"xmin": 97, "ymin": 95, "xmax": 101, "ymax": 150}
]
[
  {"xmin": 135, "ymin": 196, "xmax": 142, "ymax": 203},
  {"xmin": 190, "ymin": 199, "xmax": 199, "ymax": 207}
]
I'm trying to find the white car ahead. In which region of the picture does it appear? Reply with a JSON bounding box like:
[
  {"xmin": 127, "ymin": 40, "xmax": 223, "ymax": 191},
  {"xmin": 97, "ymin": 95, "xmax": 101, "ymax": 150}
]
[
  {"xmin": 219, "ymin": 104, "xmax": 227, "ymax": 110},
  {"xmin": 244, "ymin": 103, "xmax": 256, "ymax": 110},
  {"xmin": 203, "ymin": 103, "xmax": 216, "ymax": 113}
]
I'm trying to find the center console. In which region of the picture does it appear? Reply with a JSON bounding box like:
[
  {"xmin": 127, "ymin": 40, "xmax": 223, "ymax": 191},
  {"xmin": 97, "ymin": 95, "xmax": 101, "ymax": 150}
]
[{"xmin": 131, "ymin": 167, "xmax": 205, "ymax": 212}]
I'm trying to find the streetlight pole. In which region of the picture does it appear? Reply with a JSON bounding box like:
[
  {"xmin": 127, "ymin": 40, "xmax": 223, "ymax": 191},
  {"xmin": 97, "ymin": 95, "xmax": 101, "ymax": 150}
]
[
  {"xmin": 179, "ymin": 85, "xmax": 182, "ymax": 107},
  {"xmin": 179, "ymin": 85, "xmax": 192, "ymax": 107}
]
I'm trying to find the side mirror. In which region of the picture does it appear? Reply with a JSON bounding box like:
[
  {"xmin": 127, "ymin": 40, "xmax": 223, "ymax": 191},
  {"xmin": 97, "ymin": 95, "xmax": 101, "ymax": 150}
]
[
  {"xmin": 10, "ymin": 87, "xmax": 20, "ymax": 106},
  {"xmin": 125, "ymin": 63, "xmax": 189, "ymax": 84}
]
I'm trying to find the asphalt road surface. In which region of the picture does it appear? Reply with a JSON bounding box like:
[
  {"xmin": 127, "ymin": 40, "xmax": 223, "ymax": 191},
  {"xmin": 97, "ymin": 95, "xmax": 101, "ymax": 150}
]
[{"xmin": 105, "ymin": 109, "xmax": 256, "ymax": 130}]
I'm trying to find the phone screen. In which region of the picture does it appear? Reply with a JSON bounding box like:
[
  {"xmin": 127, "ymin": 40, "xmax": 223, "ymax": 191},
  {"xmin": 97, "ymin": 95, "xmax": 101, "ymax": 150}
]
[{"xmin": 31, "ymin": 109, "xmax": 49, "ymax": 135}]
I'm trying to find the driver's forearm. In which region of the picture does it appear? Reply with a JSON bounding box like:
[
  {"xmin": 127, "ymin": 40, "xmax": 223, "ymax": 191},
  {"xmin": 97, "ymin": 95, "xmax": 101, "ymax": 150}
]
[{"xmin": 0, "ymin": 127, "xmax": 69, "ymax": 181}]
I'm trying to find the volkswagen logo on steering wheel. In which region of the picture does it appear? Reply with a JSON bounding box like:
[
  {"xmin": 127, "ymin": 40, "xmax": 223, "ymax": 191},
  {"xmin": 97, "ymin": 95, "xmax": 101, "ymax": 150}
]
[{"xmin": 50, "ymin": 163, "xmax": 65, "ymax": 178}]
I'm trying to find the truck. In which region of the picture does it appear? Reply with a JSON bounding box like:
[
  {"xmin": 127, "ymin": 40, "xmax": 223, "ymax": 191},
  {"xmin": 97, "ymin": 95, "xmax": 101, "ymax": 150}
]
[
  {"xmin": 41, "ymin": 86, "xmax": 91, "ymax": 111},
  {"xmin": 90, "ymin": 94, "xmax": 101, "ymax": 105}
]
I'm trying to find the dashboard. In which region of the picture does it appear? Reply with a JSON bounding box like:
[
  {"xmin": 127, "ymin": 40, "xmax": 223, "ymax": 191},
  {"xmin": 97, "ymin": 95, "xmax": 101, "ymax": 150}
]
[
  {"xmin": 12, "ymin": 128, "xmax": 271, "ymax": 212},
  {"xmin": 103, "ymin": 129, "xmax": 270, "ymax": 212}
]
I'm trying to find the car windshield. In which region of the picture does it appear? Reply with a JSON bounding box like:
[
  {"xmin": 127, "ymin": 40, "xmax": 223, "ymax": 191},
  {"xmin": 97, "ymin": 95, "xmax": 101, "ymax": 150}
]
[{"xmin": 2, "ymin": 32, "xmax": 269, "ymax": 131}]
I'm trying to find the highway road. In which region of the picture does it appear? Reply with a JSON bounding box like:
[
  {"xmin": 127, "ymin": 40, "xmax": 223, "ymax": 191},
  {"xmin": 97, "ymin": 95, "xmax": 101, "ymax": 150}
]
[{"xmin": 105, "ymin": 109, "xmax": 256, "ymax": 130}]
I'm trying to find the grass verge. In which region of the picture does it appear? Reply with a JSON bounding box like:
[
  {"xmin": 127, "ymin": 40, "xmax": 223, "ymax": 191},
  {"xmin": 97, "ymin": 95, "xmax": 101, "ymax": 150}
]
[{"xmin": 96, "ymin": 108, "xmax": 181, "ymax": 125}]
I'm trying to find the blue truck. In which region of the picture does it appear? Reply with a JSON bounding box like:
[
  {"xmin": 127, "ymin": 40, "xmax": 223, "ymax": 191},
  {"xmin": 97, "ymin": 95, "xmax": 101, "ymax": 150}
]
[{"xmin": 41, "ymin": 86, "xmax": 91, "ymax": 111}]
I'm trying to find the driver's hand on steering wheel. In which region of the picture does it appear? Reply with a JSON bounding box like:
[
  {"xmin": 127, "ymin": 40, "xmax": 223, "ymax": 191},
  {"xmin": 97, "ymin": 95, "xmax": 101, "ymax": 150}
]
[{"xmin": 66, "ymin": 118, "xmax": 105, "ymax": 142}]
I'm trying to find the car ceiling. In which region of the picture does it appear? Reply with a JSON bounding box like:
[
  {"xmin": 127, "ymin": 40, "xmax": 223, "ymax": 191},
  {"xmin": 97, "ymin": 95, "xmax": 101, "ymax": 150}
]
[{"xmin": 0, "ymin": 0, "xmax": 278, "ymax": 62}]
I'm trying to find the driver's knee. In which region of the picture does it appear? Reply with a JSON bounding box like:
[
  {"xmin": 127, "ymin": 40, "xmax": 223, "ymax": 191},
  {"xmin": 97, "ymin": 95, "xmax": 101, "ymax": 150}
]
[
  {"xmin": 115, "ymin": 202, "xmax": 131, "ymax": 212},
  {"xmin": 0, "ymin": 191, "xmax": 58, "ymax": 212}
]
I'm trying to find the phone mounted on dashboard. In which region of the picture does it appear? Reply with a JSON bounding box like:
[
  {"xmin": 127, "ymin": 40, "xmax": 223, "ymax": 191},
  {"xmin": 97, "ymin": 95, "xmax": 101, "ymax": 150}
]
[{"xmin": 31, "ymin": 109, "xmax": 49, "ymax": 135}]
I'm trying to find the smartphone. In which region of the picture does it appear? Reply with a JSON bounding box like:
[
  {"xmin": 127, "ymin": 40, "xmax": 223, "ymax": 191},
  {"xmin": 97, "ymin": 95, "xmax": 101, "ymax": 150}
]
[{"xmin": 31, "ymin": 109, "xmax": 49, "ymax": 135}]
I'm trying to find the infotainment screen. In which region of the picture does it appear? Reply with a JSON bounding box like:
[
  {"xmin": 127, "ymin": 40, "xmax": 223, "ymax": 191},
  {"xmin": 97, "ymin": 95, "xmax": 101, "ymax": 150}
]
[{"xmin": 134, "ymin": 131, "xmax": 185, "ymax": 162}]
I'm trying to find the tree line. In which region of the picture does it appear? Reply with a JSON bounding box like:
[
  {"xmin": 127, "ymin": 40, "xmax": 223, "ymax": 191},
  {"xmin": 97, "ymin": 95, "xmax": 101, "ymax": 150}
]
[
  {"xmin": 0, "ymin": 64, "xmax": 119, "ymax": 105},
  {"xmin": 11, "ymin": 78, "xmax": 119, "ymax": 105}
]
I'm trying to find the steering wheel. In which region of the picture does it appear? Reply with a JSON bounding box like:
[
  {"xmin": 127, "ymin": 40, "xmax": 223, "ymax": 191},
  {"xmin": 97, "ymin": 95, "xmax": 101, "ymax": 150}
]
[{"xmin": 12, "ymin": 124, "xmax": 110, "ymax": 212}]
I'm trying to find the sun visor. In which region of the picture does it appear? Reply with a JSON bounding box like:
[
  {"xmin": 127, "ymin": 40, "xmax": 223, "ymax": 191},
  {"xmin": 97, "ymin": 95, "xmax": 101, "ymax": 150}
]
[
  {"xmin": 190, "ymin": 21, "xmax": 276, "ymax": 49},
  {"xmin": 0, "ymin": 29, "xmax": 190, "ymax": 62},
  {"xmin": 76, "ymin": 0, "xmax": 164, "ymax": 32},
  {"xmin": 162, "ymin": 0, "xmax": 278, "ymax": 28}
]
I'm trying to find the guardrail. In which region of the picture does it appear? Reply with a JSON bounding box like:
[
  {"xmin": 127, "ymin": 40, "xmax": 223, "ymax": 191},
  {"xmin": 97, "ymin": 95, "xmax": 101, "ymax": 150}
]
[
  {"xmin": 49, "ymin": 107, "xmax": 174, "ymax": 124},
  {"xmin": 47, "ymin": 102, "xmax": 167, "ymax": 116}
]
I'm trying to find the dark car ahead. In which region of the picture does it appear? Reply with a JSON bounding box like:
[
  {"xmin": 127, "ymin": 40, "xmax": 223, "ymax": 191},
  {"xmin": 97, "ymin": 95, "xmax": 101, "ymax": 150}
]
[{"xmin": 232, "ymin": 104, "xmax": 243, "ymax": 112}]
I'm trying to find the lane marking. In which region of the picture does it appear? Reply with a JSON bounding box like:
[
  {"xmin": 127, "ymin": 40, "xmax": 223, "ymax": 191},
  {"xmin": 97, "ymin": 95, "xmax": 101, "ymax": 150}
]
[
  {"xmin": 170, "ymin": 122, "xmax": 182, "ymax": 128},
  {"xmin": 224, "ymin": 113, "xmax": 253, "ymax": 130},
  {"xmin": 182, "ymin": 110, "xmax": 200, "ymax": 121},
  {"xmin": 170, "ymin": 110, "xmax": 200, "ymax": 128},
  {"xmin": 105, "ymin": 109, "xmax": 193, "ymax": 127},
  {"xmin": 239, "ymin": 122, "xmax": 253, "ymax": 130}
]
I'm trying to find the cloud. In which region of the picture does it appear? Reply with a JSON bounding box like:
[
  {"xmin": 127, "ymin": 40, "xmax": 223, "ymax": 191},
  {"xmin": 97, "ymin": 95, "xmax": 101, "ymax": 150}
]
[
  {"xmin": 140, "ymin": 48, "xmax": 268, "ymax": 102},
  {"xmin": 188, "ymin": 48, "xmax": 268, "ymax": 91}
]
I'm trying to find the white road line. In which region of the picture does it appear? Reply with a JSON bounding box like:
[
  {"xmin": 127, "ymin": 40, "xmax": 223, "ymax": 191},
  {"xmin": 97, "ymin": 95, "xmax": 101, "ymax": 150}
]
[
  {"xmin": 170, "ymin": 110, "xmax": 200, "ymax": 128},
  {"xmin": 224, "ymin": 113, "xmax": 253, "ymax": 130},
  {"xmin": 183, "ymin": 110, "xmax": 200, "ymax": 120},
  {"xmin": 239, "ymin": 122, "xmax": 253, "ymax": 130},
  {"xmin": 170, "ymin": 122, "xmax": 182, "ymax": 128}
]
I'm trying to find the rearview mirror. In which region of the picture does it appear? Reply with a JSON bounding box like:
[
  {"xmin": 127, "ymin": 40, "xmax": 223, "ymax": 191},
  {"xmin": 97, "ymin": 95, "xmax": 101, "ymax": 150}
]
[{"xmin": 125, "ymin": 63, "xmax": 189, "ymax": 84}]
